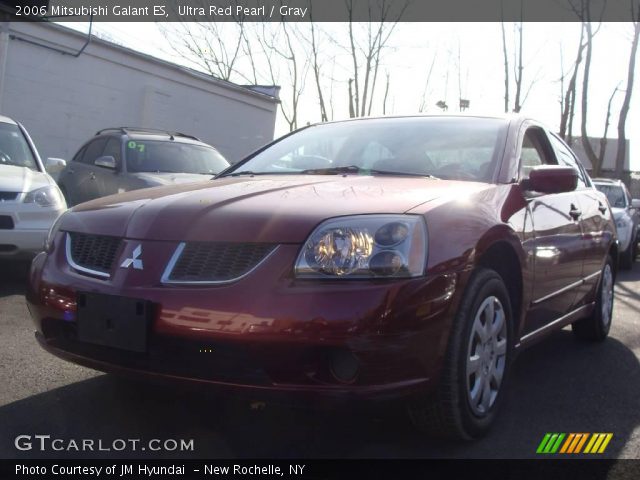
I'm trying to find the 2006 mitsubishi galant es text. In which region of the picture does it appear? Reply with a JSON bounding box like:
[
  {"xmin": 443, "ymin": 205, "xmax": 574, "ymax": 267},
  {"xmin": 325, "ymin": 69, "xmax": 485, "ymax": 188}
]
[{"xmin": 28, "ymin": 115, "xmax": 617, "ymax": 439}]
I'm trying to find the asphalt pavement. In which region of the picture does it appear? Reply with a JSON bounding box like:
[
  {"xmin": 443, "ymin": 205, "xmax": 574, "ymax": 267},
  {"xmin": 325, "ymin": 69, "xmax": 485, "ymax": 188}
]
[{"xmin": 1, "ymin": 260, "xmax": 639, "ymax": 459}]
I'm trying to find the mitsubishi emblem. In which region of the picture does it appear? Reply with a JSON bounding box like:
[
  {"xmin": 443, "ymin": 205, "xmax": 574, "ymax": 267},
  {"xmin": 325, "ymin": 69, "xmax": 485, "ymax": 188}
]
[{"xmin": 120, "ymin": 245, "xmax": 144, "ymax": 270}]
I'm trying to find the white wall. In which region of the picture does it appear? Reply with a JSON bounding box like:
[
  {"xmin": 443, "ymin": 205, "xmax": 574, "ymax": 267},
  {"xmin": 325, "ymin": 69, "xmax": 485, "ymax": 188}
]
[{"xmin": 0, "ymin": 22, "xmax": 278, "ymax": 163}]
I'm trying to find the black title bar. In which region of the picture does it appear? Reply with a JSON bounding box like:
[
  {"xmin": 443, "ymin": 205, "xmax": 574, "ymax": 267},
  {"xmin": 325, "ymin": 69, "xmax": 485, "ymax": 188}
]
[{"xmin": 2, "ymin": 0, "xmax": 639, "ymax": 22}]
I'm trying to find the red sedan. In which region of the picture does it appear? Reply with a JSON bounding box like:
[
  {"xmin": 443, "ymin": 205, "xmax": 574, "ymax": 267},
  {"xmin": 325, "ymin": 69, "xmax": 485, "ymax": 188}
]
[{"xmin": 27, "ymin": 115, "xmax": 617, "ymax": 439}]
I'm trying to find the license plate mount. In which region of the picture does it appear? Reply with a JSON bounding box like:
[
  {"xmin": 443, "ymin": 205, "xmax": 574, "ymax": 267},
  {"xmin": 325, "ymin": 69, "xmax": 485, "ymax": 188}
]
[{"xmin": 76, "ymin": 292, "xmax": 151, "ymax": 353}]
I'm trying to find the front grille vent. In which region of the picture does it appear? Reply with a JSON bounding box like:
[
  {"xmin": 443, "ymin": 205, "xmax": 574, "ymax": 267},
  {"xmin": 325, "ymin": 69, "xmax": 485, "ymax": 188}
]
[
  {"xmin": 0, "ymin": 216, "xmax": 14, "ymax": 230},
  {"xmin": 67, "ymin": 233, "xmax": 122, "ymax": 277},
  {"xmin": 164, "ymin": 242, "xmax": 276, "ymax": 283},
  {"xmin": 0, "ymin": 192, "xmax": 18, "ymax": 201}
]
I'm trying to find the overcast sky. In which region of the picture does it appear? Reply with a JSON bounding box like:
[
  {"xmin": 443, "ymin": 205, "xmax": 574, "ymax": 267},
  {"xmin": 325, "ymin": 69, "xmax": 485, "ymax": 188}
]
[{"xmin": 60, "ymin": 21, "xmax": 640, "ymax": 170}]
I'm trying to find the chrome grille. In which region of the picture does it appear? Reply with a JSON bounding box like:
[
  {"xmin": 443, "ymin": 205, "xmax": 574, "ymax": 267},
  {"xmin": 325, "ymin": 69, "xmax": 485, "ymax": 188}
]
[
  {"xmin": 0, "ymin": 192, "xmax": 18, "ymax": 201},
  {"xmin": 66, "ymin": 233, "xmax": 121, "ymax": 277},
  {"xmin": 163, "ymin": 242, "xmax": 276, "ymax": 284}
]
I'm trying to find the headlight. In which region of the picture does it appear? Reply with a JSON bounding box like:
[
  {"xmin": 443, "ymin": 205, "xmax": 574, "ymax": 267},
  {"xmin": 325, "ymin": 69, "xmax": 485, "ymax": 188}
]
[
  {"xmin": 24, "ymin": 185, "xmax": 64, "ymax": 208},
  {"xmin": 43, "ymin": 211, "xmax": 67, "ymax": 253},
  {"xmin": 295, "ymin": 215, "xmax": 427, "ymax": 278}
]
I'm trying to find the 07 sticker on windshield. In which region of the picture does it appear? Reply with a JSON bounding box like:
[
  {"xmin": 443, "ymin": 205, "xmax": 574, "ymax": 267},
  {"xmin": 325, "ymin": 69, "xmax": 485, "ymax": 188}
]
[{"xmin": 127, "ymin": 141, "xmax": 145, "ymax": 152}]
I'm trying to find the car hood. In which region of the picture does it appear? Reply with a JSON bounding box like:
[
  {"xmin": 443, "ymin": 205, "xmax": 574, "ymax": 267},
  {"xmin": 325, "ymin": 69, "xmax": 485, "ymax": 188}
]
[
  {"xmin": 64, "ymin": 175, "xmax": 491, "ymax": 243},
  {"xmin": 132, "ymin": 172, "xmax": 214, "ymax": 185},
  {"xmin": 0, "ymin": 165, "xmax": 52, "ymax": 192}
]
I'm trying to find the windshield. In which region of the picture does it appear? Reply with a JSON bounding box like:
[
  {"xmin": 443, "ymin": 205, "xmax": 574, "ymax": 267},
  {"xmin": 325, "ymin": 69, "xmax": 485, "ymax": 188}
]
[
  {"xmin": 595, "ymin": 184, "xmax": 627, "ymax": 208},
  {"xmin": 126, "ymin": 140, "xmax": 229, "ymax": 175},
  {"xmin": 0, "ymin": 123, "xmax": 38, "ymax": 171},
  {"xmin": 223, "ymin": 117, "xmax": 508, "ymax": 182}
]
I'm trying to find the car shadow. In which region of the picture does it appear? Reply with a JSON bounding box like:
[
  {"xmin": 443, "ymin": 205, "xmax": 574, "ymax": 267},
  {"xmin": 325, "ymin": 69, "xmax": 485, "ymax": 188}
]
[
  {"xmin": 0, "ymin": 328, "xmax": 637, "ymax": 460},
  {"xmin": 0, "ymin": 261, "xmax": 29, "ymax": 298}
]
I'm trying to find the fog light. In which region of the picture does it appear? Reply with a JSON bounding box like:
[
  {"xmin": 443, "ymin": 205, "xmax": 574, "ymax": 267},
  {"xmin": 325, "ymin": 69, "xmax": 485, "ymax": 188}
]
[{"xmin": 329, "ymin": 349, "xmax": 359, "ymax": 384}]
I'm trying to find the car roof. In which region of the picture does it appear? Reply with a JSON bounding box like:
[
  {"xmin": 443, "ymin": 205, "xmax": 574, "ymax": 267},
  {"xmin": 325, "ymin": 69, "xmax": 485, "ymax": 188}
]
[
  {"xmin": 307, "ymin": 112, "xmax": 524, "ymax": 127},
  {"xmin": 94, "ymin": 127, "xmax": 212, "ymax": 148}
]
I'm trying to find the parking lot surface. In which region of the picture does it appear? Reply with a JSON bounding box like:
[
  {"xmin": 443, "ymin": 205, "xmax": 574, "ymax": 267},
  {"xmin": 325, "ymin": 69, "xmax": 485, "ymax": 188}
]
[{"xmin": 1, "ymin": 261, "xmax": 639, "ymax": 459}]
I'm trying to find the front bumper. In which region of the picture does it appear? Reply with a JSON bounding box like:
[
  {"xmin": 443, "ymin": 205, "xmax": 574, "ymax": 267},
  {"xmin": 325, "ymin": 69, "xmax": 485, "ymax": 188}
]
[
  {"xmin": 26, "ymin": 240, "xmax": 465, "ymax": 401},
  {"xmin": 617, "ymin": 224, "xmax": 633, "ymax": 252},
  {"xmin": 0, "ymin": 204, "xmax": 65, "ymax": 258}
]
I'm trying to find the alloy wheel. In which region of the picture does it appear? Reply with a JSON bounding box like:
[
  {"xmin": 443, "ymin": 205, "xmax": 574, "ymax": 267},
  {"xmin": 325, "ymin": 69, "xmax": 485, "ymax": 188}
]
[
  {"xmin": 601, "ymin": 264, "xmax": 614, "ymax": 328},
  {"xmin": 465, "ymin": 296, "xmax": 508, "ymax": 416}
]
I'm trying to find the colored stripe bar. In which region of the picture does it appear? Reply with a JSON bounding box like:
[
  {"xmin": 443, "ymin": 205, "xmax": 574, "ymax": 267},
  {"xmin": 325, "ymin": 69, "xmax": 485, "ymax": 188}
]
[
  {"xmin": 574, "ymin": 433, "xmax": 589, "ymax": 453},
  {"xmin": 560, "ymin": 434, "xmax": 575, "ymax": 453},
  {"xmin": 537, "ymin": 433, "xmax": 552, "ymax": 454},
  {"xmin": 543, "ymin": 434, "xmax": 560, "ymax": 453},
  {"xmin": 583, "ymin": 433, "xmax": 598, "ymax": 453},
  {"xmin": 550, "ymin": 433, "xmax": 566, "ymax": 453},
  {"xmin": 598, "ymin": 434, "xmax": 613, "ymax": 453},
  {"xmin": 567, "ymin": 434, "xmax": 583, "ymax": 453},
  {"xmin": 590, "ymin": 434, "xmax": 607, "ymax": 454}
]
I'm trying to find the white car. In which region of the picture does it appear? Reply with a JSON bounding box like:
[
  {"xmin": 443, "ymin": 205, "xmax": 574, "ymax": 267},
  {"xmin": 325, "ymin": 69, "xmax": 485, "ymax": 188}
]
[
  {"xmin": 593, "ymin": 178, "xmax": 639, "ymax": 269},
  {"xmin": 0, "ymin": 116, "xmax": 67, "ymax": 260}
]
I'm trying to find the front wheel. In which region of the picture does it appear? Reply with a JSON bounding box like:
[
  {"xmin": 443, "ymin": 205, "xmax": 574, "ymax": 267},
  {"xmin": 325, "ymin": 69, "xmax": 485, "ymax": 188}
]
[
  {"xmin": 408, "ymin": 268, "xmax": 513, "ymax": 439},
  {"xmin": 572, "ymin": 256, "xmax": 614, "ymax": 342}
]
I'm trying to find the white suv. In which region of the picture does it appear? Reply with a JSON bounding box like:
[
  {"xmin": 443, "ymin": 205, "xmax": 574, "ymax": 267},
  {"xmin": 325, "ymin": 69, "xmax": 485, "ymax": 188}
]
[
  {"xmin": 593, "ymin": 178, "xmax": 639, "ymax": 269},
  {"xmin": 0, "ymin": 116, "xmax": 67, "ymax": 260}
]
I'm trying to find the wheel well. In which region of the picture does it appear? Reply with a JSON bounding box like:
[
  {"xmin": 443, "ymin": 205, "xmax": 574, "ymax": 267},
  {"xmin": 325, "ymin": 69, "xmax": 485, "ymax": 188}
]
[{"xmin": 477, "ymin": 242, "xmax": 523, "ymax": 323}]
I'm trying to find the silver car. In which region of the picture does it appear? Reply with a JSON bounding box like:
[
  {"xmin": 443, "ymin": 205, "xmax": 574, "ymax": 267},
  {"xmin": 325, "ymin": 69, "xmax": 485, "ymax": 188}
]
[
  {"xmin": 57, "ymin": 128, "xmax": 230, "ymax": 206},
  {"xmin": 593, "ymin": 178, "xmax": 639, "ymax": 269},
  {"xmin": 0, "ymin": 116, "xmax": 67, "ymax": 260}
]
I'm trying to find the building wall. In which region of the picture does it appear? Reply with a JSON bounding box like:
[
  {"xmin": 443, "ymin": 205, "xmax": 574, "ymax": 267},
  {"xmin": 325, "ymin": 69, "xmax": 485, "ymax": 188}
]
[{"xmin": 0, "ymin": 22, "xmax": 278, "ymax": 163}]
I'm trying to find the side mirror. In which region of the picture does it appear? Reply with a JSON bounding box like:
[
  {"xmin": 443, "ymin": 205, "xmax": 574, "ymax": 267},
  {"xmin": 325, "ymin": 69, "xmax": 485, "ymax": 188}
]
[
  {"xmin": 525, "ymin": 165, "xmax": 578, "ymax": 194},
  {"xmin": 45, "ymin": 157, "xmax": 66, "ymax": 173},
  {"xmin": 632, "ymin": 199, "xmax": 640, "ymax": 209},
  {"xmin": 94, "ymin": 155, "xmax": 117, "ymax": 170}
]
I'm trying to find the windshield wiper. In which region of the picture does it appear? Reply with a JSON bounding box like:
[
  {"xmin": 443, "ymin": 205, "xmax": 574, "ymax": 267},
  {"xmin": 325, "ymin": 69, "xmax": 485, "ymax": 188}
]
[
  {"xmin": 219, "ymin": 170, "xmax": 261, "ymax": 177},
  {"xmin": 300, "ymin": 165, "xmax": 439, "ymax": 179},
  {"xmin": 218, "ymin": 170, "xmax": 296, "ymax": 178}
]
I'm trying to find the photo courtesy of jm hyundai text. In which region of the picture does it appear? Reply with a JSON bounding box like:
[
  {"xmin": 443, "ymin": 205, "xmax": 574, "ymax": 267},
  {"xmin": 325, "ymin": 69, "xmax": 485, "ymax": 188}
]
[{"xmin": 27, "ymin": 115, "xmax": 618, "ymax": 440}]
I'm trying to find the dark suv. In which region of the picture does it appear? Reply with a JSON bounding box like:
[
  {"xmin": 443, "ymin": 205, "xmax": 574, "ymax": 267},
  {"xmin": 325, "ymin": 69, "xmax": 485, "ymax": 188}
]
[{"xmin": 57, "ymin": 128, "xmax": 229, "ymax": 206}]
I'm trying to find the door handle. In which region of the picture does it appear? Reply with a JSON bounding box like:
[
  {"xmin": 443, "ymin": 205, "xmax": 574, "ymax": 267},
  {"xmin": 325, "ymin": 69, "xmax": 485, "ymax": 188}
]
[
  {"xmin": 569, "ymin": 204, "xmax": 582, "ymax": 220},
  {"xmin": 67, "ymin": 169, "xmax": 74, "ymax": 174},
  {"xmin": 598, "ymin": 201, "xmax": 607, "ymax": 214},
  {"xmin": 89, "ymin": 172, "xmax": 96, "ymax": 180}
]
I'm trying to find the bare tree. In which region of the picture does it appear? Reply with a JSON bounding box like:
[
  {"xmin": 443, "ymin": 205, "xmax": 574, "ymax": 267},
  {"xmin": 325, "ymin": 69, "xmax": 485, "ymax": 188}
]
[
  {"xmin": 513, "ymin": 21, "xmax": 524, "ymax": 112},
  {"xmin": 258, "ymin": 22, "xmax": 310, "ymax": 132},
  {"xmin": 567, "ymin": 0, "xmax": 613, "ymax": 176},
  {"xmin": 344, "ymin": 0, "xmax": 408, "ymax": 118},
  {"xmin": 418, "ymin": 53, "xmax": 438, "ymax": 113},
  {"xmin": 500, "ymin": 3, "xmax": 539, "ymax": 113},
  {"xmin": 383, "ymin": 72, "xmax": 391, "ymax": 114},
  {"xmin": 558, "ymin": 25, "xmax": 586, "ymax": 143},
  {"xmin": 161, "ymin": 14, "xmax": 250, "ymax": 82},
  {"xmin": 614, "ymin": 9, "xmax": 640, "ymax": 178},
  {"xmin": 597, "ymin": 86, "xmax": 621, "ymax": 177},
  {"xmin": 306, "ymin": 5, "xmax": 328, "ymax": 122},
  {"xmin": 500, "ymin": 9, "xmax": 509, "ymax": 113}
]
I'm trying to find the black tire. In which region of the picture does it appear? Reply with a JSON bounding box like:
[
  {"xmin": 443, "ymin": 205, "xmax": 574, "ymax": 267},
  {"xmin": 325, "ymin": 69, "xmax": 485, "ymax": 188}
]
[
  {"xmin": 620, "ymin": 242, "xmax": 634, "ymax": 270},
  {"xmin": 408, "ymin": 268, "xmax": 514, "ymax": 440},
  {"xmin": 572, "ymin": 256, "xmax": 615, "ymax": 342}
]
